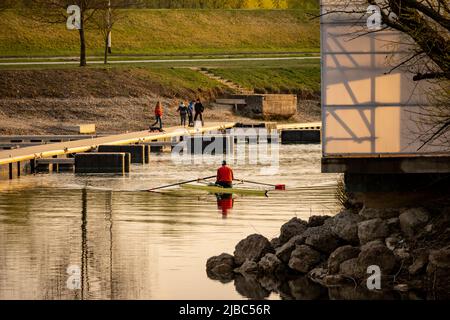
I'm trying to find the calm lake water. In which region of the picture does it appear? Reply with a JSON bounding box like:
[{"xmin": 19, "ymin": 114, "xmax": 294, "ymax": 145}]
[{"xmin": 0, "ymin": 144, "xmax": 341, "ymax": 299}]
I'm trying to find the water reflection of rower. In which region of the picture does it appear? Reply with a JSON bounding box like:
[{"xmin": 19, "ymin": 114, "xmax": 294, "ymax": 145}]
[{"xmin": 216, "ymin": 193, "xmax": 234, "ymax": 217}]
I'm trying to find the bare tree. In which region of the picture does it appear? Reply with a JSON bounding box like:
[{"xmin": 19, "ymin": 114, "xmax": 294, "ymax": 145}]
[
  {"xmin": 93, "ymin": 0, "xmax": 141, "ymax": 64},
  {"xmin": 320, "ymin": 0, "xmax": 450, "ymax": 149},
  {"xmin": 27, "ymin": 0, "xmax": 107, "ymax": 66}
]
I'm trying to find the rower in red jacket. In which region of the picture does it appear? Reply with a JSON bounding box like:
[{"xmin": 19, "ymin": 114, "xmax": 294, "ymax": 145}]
[{"xmin": 216, "ymin": 160, "xmax": 234, "ymax": 188}]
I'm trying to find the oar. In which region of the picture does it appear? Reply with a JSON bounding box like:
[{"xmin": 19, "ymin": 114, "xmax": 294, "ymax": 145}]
[
  {"xmin": 147, "ymin": 175, "xmax": 216, "ymax": 192},
  {"xmin": 233, "ymin": 178, "xmax": 286, "ymax": 190}
]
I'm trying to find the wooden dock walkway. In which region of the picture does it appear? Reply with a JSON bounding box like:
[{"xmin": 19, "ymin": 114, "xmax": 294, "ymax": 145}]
[{"xmin": 0, "ymin": 122, "xmax": 235, "ymax": 165}]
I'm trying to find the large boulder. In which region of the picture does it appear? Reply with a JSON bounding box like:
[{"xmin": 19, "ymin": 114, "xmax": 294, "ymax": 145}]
[
  {"xmin": 234, "ymin": 260, "xmax": 259, "ymax": 275},
  {"xmin": 338, "ymin": 258, "xmax": 359, "ymax": 278},
  {"xmin": 303, "ymin": 225, "xmax": 341, "ymax": 254},
  {"xmin": 359, "ymin": 207, "xmax": 400, "ymax": 220},
  {"xmin": 258, "ymin": 253, "xmax": 283, "ymax": 274},
  {"xmin": 233, "ymin": 234, "xmax": 273, "ymax": 266},
  {"xmin": 357, "ymin": 218, "xmax": 389, "ymax": 244},
  {"xmin": 426, "ymin": 246, "xmax": 450, "ymax": 284},
  {"xmin": 288, "ymin": 245, "xmax": 321, "ymax": 273},
  {"xmin": 308, "ymin": 215, "xmax": 332, "ymax": 228},
  {"xmin": 279, "ymin": 217, "xmax": 308, "ymax": 244},
  {"xmin": 270, "ymin": 237, "xmax": 281, "ymax": 249},
  {"xmin": 355, "ymin": 243, "xmax": 397, "ymax": 278},
  {"xmin": 408, "ymin": 252, "xmax": 429, "ymax": 275},
  {"xmin": 328, "ymin": 245, "xmax": 361, "ymax": 274},
  {"xmin": 399, "ymin": 208, "xmax": 431, "ymax": 238},
  {"xmin": 275, "ymin": 234, "xmax": 304, "ymax": 263},
  {"xmin": 328, "ymin": 210, "xmax": 363, "ymax": 244},
  {"xmin": 206, "ymin": 253, "xmax": 236, "ymax": 282}
]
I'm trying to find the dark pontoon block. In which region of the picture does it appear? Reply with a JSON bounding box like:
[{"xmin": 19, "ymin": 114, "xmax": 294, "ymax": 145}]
[
  {"xmin": 97, "ymin": 145, "xmax": 146, "ymax": 164},
  {"xmin": 75, "ymin": 153, "xmax": 130, "ymax": 174},
  {"xmin": 281, "ymin": 130, "xmax": 320, "ymax": 144},
  {"xmin": 185, "ymin": 135, "xmax": 234, "ymax": 155}
]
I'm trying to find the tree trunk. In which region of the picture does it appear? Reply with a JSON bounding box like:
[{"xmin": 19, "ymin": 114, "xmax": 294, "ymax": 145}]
[
  {"xmin": 104, "ymin": 34, "xmax": 109, "ymax": 64},
  {"xmin": 79, "ymin": 19, "xmax": 86, "ymax": 67}
]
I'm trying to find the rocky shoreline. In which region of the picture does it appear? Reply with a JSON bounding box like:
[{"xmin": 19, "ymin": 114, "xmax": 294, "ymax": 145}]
[{"xmin": 206, "ymin": 206, "xmax": 450, "ymax": 300}]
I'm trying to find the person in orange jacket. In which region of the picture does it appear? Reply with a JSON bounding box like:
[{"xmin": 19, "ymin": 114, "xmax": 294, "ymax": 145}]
[
  {"xmin": 216, "ymin": 160, "xmax": 234, "ymax": 188},
  {"xmin": 150, "ymin": 101, "xmax": 163, "ymax": 130}
]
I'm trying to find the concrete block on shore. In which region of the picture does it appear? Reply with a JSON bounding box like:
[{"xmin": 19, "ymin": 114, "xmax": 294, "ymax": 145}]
[
  {"xmin": 281, "ymin": 130, "xmax": 320, "ymax": 144},
  {"xmin": 60, "ymin": 124, "xmax": 96, "ymax": 134},
  {"xmin": 98, "ymin": 145, "xmax": 146, "ymax": 164},
  {"xmin": 75, "ymin": 153, "xmax": 130, "ymax": 174}
]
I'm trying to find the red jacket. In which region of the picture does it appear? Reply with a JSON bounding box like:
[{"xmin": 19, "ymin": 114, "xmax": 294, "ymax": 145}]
[
  {"xmin": 155, "ymin": 105, "xmax": 163, "ymax": 116},
  {"xmin": 217, "ymin": 166, "xmax": 234, "ymax": 182}
]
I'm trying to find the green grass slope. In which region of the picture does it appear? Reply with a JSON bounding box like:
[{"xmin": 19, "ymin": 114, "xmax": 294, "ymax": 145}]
[
  {"xmin": 211, "ymin": 64, "xmax": 320, "ymax": 97},
  {"xmin": 0, "ymin": 9, "xmax": 319, "ymax": 57}
]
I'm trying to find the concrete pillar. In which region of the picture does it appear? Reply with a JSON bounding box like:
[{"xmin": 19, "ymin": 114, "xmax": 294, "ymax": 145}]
[
  {"xmin": 75, "ymin": 153, "xmax": 130, "ymax": 174},
  {"xmin": 97, "ymin": 145, "xmax": 146, "ymax": 164},
  {"xmin": 281, "ymin": 130, "xmax": 320, "ymax": 144},
  {"xmin": 141, "ymin": 145, "xmax": 151, "ymax": 163}
]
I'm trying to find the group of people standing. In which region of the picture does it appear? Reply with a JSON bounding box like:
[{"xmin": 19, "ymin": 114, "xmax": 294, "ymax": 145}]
[{"xmin": 150, "ymin": 98, "xmax": 205, "ymax": 131}]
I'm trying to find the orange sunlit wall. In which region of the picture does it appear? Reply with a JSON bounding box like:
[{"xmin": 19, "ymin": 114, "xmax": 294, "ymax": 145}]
[{"xmin": 321, "ymin": 0, "xmax": 441, "ymax": 156}]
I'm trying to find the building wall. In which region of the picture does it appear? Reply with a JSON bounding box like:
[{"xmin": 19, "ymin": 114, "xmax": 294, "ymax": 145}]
[{"xmin": 321, "ymin": 0, "xmax": 446, "ymax": 156}]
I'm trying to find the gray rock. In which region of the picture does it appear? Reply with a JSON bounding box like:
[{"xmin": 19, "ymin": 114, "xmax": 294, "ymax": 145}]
[
  {"xmin": 386, "ymin": 217, "xmax": 400, "ymax": 234},
  {"xmin": 408, "ymin": 253, "xmax": 428, "ymax": 275},
  {"xmin": 234, "ymin": 260, "xmax": 259, "ymax": 275},
  {"xmin": 339, "ymin": 258, "xmax": 358, "ymax": 278},
  {"xmin": 206, "ymin": 253, "xmax": 236, "ymax": 282},
  {"xmin": 399, "ymin": 208, "xmax": 431, "ymax": 238},
  {"xmin": 206, "ymin": 253, "xmax": 235, "ymax": 271},
  {"xmin": 233, "ymin": 234, "xmax": 273, "ymax": 266},
  {"xmin": 328, "ymin": 245, "xmax": 361, "ymax": 274},
  {"xmin": 308, "ymin": 267, "xmax": 328, "ymax": 285},
  {"xmin": 308, "ymin": 215, "xmax": 331, "ymax": 227},
  {"xmin": 360, "ymin": 239, "xmax": 385, "ymax": 251},
  {"xmin": 323, "ymin": 274, "xmax": 349, "ymax": 286},
  {"xmin": 258, "ymin": 253, "xmax": 283, "ymax": 274},
  {"xmin": 328, "ymin": 210, "xmax": 363, "ymax": 244},
  {"xmin": 288, "ymin": 245, "xmax": 321, "ymax": 273},
  {"xmin": 385, "ymin": 235, "xmax": 402, "ymax": 251},
  {"xmin": 426, "ymin": 246, "xmax": 450, "ymax": 293},
  {"xmin": 359, "ymin": 207, "xmax": 400, "ymax": 220},
  {"xmin": 428, "ymin": 246, "xmax": 450, "ymax": 269},
  {"xmin": 275, "ymin": 234, "xmax": 304, "ymax": 263},
  {"xmin": 270, "ymin": 237, "xmax": 281, "ymax": 249},
  {"xmin": 304, "ymin": 225, "xmax": 341, "ymax": 254},
  {"xmin": 356, "ymin": 243, "xmax": 397, "ymax": 278},
  {"xmin": 279, "ymin": 217, "xmax": 308, "ymax": 244},
  {"xmin": 357, "ymin": 218, "xmax": 389, "ymax": 244},
  {"xmin": 393, "ymin": 248, "xmax": 410, "ymax": 260}
]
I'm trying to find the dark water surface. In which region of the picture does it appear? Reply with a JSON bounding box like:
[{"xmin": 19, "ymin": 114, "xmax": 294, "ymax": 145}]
[{"xmin": 0, "ymin": 145, "xmax": 341, "ymax": 299}]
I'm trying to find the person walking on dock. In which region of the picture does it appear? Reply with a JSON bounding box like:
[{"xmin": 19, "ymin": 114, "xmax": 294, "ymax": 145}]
[
  {"xmin": 194, "ymin": 98, "xmax": 205, "ymax": 126},
  {"xmin": 177, "ymin": 101, "xmax": 188, "ymax": 127},
  {"xmin": 216, "ymin": 160, "xmax": 234, "ymax": 188},
  {"xmin": 187, "ymin": 100, "xmax": 195, "ymax": 127},
  {"xmin": 150, "ymin": 101, "xmax": 163, "ymax": 131}
]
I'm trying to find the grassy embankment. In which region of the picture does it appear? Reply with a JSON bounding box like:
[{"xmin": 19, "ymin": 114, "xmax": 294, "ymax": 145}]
[
  {"xmin": 0, "ymin": 9, "xmax": 319, "ymax": 57},
  {"xmin": 0, "ymin": 9, "xmax": 321, "ymax": 133}
]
